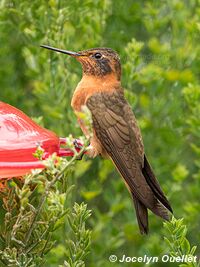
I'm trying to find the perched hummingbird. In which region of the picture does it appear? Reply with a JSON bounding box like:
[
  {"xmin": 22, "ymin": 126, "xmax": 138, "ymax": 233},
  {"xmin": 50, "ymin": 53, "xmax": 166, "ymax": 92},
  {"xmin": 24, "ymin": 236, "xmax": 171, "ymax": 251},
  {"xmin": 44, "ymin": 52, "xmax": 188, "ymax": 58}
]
[{"xmin": 41, "ymin": 45, "xmax": 173, "ymax": 234}]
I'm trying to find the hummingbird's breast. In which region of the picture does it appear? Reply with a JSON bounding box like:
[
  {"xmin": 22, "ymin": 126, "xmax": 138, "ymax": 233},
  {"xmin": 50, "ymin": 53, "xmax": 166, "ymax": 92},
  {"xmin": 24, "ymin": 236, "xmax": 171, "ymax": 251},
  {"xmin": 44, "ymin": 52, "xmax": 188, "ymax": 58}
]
[
  {"xmin": 71, "ymin": 75, "xmax": 122, "ymax": 157},
  {"xmin": 71, "ymin": 74, "xmax": 121, "ymax": 112}
]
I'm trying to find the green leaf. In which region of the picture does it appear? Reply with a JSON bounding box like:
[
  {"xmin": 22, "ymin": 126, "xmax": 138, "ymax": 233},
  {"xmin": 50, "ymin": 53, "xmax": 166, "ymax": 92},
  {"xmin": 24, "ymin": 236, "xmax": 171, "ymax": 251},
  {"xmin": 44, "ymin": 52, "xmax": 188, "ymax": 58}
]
[{"xmin": 181, "ymin": 238, "xmax": 191, "ymax": 254}]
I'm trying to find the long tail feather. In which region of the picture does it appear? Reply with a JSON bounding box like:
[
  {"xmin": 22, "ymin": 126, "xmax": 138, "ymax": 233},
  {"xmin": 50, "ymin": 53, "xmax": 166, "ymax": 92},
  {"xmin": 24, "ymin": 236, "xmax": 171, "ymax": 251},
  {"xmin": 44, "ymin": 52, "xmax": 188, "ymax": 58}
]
[
  {"xmin": 142, "ymin": 155, "xmax": 173, "ymax": 213},
  {"xmin": 132, "ymin": 194, "xmax": 149, "ymax": 234}
]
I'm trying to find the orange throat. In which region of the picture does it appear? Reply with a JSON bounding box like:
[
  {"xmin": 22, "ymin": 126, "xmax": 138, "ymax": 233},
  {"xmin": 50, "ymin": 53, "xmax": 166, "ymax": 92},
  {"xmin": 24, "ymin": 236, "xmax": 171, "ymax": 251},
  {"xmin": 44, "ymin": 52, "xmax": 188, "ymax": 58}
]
[{"xmin": 71, "ymin": 73, "xmax": 122, "ymax": 112}]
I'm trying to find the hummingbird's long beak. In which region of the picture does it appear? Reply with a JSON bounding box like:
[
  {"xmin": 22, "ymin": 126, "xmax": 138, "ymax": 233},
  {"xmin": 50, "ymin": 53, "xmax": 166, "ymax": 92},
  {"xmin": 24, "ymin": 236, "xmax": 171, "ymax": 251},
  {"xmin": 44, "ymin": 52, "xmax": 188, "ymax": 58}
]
[{"xmin": 40, "ymin": 45, "xmax": 81, "ymax": 57}]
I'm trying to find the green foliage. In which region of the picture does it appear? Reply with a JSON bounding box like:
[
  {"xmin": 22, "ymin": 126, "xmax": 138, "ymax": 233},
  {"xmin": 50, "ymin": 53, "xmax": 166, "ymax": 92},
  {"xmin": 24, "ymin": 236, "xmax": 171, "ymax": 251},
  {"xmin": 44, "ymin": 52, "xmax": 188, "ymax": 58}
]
[
  {"xmin": 0, "ymin": 0, "xmax": 200, "ymax": 266},
  {"xmin": 164, "ymin": 217, "xmax": 200, "ymax": 267},
  {"xmin": 0, "ymin": 148, "xmax": 91, "ymax": 266},
  {"xmin": 61, "ymin": 203, "xmax": 91, "ymax": 267}
]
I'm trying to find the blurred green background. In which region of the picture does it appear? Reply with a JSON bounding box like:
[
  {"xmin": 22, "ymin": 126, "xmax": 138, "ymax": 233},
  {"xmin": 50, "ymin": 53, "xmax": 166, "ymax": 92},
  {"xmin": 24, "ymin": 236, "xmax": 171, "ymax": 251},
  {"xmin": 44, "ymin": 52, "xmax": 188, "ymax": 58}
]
[{"xmin": 0, "ymin": 0, "xmax": 199, "ymax": 266}]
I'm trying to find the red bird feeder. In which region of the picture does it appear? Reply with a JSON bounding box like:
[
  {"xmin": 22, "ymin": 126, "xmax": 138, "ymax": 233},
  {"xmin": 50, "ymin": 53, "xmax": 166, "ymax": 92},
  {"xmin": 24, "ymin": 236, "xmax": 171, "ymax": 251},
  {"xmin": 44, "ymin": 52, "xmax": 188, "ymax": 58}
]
[{"xmin": 0, "ymin": 101, "xmax": 83, "ymax": 178}]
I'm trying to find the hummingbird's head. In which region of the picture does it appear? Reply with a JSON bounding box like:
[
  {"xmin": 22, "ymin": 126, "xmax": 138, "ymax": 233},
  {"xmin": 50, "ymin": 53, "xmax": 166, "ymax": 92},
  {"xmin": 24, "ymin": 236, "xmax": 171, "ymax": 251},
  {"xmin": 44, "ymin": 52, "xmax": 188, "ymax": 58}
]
[
  {"xmin": 41, "ymin": 45, "xmax": 121, "ymax": 81},
  {"xmin": 76, "ymin": 48, "xmax": 121, "ymax": 80}
]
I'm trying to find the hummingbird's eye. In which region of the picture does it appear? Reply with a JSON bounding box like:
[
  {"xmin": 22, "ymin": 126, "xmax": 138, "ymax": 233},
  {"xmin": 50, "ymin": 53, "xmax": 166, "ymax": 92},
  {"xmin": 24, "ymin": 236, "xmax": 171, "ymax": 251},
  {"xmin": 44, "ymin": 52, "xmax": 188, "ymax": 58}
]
[{"xmin": 93, "ymin": 52, "xmax": 102, "ymax": 59}]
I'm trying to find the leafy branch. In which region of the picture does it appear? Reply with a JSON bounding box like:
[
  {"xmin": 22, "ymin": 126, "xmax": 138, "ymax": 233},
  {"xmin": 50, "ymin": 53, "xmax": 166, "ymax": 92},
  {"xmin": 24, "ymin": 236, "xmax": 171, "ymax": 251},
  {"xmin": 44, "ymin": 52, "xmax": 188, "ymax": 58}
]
[
  {"xmin": 61, "ymin": 203, "xmax": 91, "ymax": 267},
  {"xmin": 0, "ymin": 142, "xmax": 91, "ymax": 267},
  {"xmin": 164, "ymin": 217, "xmax": 200, "ymax": 267}
]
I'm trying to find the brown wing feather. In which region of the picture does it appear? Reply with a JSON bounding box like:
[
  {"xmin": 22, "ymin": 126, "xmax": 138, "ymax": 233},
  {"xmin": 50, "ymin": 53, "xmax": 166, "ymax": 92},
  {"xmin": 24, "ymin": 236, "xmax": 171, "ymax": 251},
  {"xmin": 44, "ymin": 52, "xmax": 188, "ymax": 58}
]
[{"xmin": 86, "ymin": 91, "xmax": 171, "ymax": 221}]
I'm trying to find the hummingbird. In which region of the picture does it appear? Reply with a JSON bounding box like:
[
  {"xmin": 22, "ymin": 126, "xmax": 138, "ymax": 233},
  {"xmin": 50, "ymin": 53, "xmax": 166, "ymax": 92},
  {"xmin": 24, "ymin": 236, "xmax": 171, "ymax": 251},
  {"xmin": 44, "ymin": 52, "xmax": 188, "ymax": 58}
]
[{"xmin": 41, "ymin": 45, "xmax": 173, "ymax": 234}]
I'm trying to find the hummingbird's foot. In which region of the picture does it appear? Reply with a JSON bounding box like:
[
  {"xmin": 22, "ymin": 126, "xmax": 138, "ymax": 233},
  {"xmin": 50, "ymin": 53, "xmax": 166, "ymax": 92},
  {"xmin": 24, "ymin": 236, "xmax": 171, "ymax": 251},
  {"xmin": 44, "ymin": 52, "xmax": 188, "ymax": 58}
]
[
  {"xmin": 73, "ymin": 139, "xmax": 98, "ymax": 159},
  {"xmin": 86, "ymin": 144, "xmax": 98, "ymax": 158}
]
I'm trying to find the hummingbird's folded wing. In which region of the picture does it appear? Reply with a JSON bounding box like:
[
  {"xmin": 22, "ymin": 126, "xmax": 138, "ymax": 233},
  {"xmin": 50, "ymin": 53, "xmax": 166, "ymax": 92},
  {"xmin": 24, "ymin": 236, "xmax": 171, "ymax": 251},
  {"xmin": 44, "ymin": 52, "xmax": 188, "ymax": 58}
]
[{"xmin": 86, "ymin": 90, "xmax": 171, "ymax": 215}]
